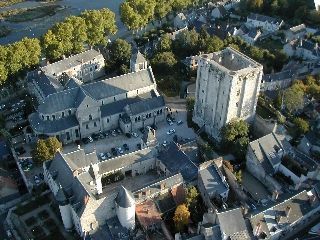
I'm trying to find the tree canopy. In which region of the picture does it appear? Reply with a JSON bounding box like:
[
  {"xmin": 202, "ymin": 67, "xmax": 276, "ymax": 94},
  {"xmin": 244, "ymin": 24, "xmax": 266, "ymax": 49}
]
[
  {"xmin": 283, "ymin": 81, "xmax": 305, "ymax": 113},
  {"xmin": 293, "ymin": 117, "xmax": 309, "ymax": 136},
  {"xmin": 34, "ymin": 137, "xmax": 62, "ymax": 163},
  {"xmin": 173, "ymin": 204, "xmax": 190, "ymax": 232}
]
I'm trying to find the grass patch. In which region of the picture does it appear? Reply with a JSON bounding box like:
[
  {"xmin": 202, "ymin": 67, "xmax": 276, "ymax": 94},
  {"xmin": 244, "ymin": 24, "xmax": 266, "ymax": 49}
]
[
  {"xmin": 0, "ymin": 5, "xmax": 60, "ymax": 23},
  {"xmin": 25, "ymin": 216, "xmax": 37, "ymax": 227},
  {"xmin": 0, "ymin": 0, "xmax": 25, "ymax": 7},
  {"xmin": 256, "ymin": 38, "xmax": 283, "ymax": 52},
  {"xmin": 256, "ymin": 104, "xmax": 276, "ymax": 120},
  {"xmin": 14, "ymin": 195, "xmax": 48, "ymax": 216}
]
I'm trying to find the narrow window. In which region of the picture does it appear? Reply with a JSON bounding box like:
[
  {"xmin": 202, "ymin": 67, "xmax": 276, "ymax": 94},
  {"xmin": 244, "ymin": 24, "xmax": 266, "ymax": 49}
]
[
  {"xmin": 89, "ymin": 115, "xmax": 92, "ymax": 120},
  {"xmin": 62, "ymin": 112, "xmax": 65, "ymax": 118},
  {"xmin": 46, "ymin": 116, "xmax": 49, "ymax": 121},
  {"xmin": 68, "ymin": 110, "xmax": 71, "ymax": 115},
  {"xmin": 94, "ymin": 122, "xmax": 97, "ymax": 127},
  {"xmin": 52, "ymin": 115, "xmax": 55, "ymax": 120},
  {"xmin": 107, "ymin": 118, "xmax": 109, "ymax": 123},
  {"xmin": 86, "ymin": 124, "xmax": 89, "ymax": 129}
]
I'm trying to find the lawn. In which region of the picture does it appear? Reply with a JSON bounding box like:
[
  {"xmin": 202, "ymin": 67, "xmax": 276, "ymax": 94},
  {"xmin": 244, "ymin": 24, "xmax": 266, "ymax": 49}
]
[
  {"xmin": 256, "ymin": 38, "xmax": 283, "ymax": 52},
  {"xmin": 0, "ymin": 5, "xmax": 60, "ymax": 23},
  {"xmin": 256, "ymin": 104, "xmax": 276, "ymax": 120}
]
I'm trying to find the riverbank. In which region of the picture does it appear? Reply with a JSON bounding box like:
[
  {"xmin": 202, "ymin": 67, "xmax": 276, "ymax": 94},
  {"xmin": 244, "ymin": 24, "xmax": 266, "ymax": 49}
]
[
  {"xmin": 0, "ymin": 0, "xmax": 25, "ymax": 8},
  {"xmin": 0, "ymin": 4, "xmax": 61, "ymax": 23}
]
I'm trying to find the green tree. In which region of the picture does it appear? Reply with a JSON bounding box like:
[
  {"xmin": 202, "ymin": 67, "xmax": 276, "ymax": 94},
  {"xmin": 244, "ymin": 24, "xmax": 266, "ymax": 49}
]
[
  {"xmin": 81, "ymin": 8, "xmax": 117, "ymax": 46},
  {"xmin": 157, "ymin": 34, "xmax": 173, "ymax": 52},
  {"xmin": 109, "ymin": 39, "xmax": 132, "ymax": 66},
  {"xmin": 155, "ymin": 0, "xmax": 173, "ymax": 19},
  {"xmin": 0, "ymin": 63, "xmax": 8, "ymax": 85},
  {"xmin": 185, "ymin": 186, "xmax": 199, "ymax": 208},
  {"xmin": 172, "ymin": 0, "xmax": 192, "ymax": 11},
  {"xmin": 203, "ymin": 36, "xmax": 224, "ymax": 53},
  {"xmin": 186, "ymin": 97, "xmax": 195, "ymax": 112},
  {"xmin": 42, "ymin": 30, "xmax": 63, "ymax": 61},
  {"xmin": 293, "ymin": 117, "xmax": 309, "ymax": 135},
  {"xmin": 151, "ymin": 51, "xmax": 177, "ymax": 74},
  {"xmin": 173, "ymin": 29, "xmax": 199, "ymax": 57},
  {"xmin": 52, "ymin": 21, "xmax": 74, "ymax": 56},
  {"xmin": 173, "ymin": 204, "xmax": 190, "ymax": 232},
  {"xmin": 34, "ymin": 137, "xmax": 62, "ymax": 162},
  {"xmin": 65, "ymin": 16, "xmax": 88, "ymax": 53},
  {"xmin": 120, "ymin": 2, "xmax": 142, "ymax": 30},
  {"xmin": 21, "ymin": 37, "xmax": 41, "ymax": 67},
  {"xmin": 283, "ymin": 83, "xmax": 304, "ymax": 113},
  {"xmin": 221, "ymin": 119, "xmax": 249, "ymax": 159}
]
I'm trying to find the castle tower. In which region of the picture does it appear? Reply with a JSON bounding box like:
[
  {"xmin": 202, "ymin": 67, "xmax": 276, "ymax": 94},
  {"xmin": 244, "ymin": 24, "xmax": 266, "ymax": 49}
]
[
  {"xmin": 115, "ymin": 185, "xmax": 135, "ymax": 230},
  {"xmin": 130, "ymin": 49, "xmax": 148, "ymax": 72},
  {"xmin": 193, "ymin": 47, "xmax": 263, "ymax": 139},
  {"xmin": 56, "ymin": 187, "xmax": 73, "ymax": 231}
]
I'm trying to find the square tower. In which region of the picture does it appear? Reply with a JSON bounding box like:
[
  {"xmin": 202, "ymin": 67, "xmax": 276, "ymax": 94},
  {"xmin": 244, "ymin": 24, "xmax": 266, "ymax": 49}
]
[{"xmin": 193, "ymin": 47, "xmax": 263, "ymax": 139}]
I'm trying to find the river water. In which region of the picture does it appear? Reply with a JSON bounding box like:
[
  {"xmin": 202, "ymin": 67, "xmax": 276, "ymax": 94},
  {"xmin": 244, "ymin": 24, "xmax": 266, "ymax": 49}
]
[{"xmin": 0, "ymin": 0, "xmax": 125, "ymax": 45}]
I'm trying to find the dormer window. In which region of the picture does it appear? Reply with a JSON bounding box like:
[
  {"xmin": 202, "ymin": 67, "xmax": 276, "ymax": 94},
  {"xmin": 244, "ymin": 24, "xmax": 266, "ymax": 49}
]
[
  {"xmin": 46, "ymin": 116, "xmax": 49, "ymax": 121},
  {"xmin": 62, "ymin": 112, "xmax": 64, "ymax": 118},
  {"xmin": 68, "ymin": 110, "xmax": 71, "ymax": 115},
  {"xmin": 89, "ymin": 115, "xmax": 92, "ymax": 120},
  {"xmin": 52, "ymin": 115, "xmax": 55, "ymax": 120}
]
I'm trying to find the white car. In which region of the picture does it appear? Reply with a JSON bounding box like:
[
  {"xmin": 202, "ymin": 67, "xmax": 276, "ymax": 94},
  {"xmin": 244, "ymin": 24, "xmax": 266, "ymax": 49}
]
[
  {"xmin": 106, "ymin": 152, "xmax": 112, "ymax": 158},
  {"xmin": 166, "ymin": 129, "xmax": 176, "ymax": 135},
  {"xmin": 88, "ymin": 136, "xmax": 94, "ymax": 143},
  {"xmin": 168, "ymin": 120, "xmax": 173, "ymax": 126},
  {"xmin": 34, "ymin": 175, "xmax": 41, "ymax": 185},
  {"xmin": 132, "ymin": 132, "xmax": 139, "ymax": 138},
  {"xmin": 117, "ymin": 147, "xmax": 124, "ymax": 154},
  {"xmin": 162, "ymin": 141, "xmax": 168, "ymax": 147},
  {"xmin": 99, "ymin": 153, "xmax": 106, "ymax": 160}
]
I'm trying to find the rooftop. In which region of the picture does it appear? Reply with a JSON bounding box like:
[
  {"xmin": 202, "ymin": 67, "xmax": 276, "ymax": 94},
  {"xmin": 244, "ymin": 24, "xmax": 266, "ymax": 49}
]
[
  {"xmin": 206, "ymin": 47, "xmax": 262, "ymax": 72},
  {"xmin": 41, "ymin": 49, "xmax": 103, "ymax": 77},
  {"xmin": 247, "ymin": 13, "xmax": 282, "ymax": 24}
]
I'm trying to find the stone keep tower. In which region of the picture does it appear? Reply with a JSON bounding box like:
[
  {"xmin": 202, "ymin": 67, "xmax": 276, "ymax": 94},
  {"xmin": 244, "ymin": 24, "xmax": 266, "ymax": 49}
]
[
  {"xmin": 130, "ymin": 49, "xmax": 148, "ymax": 72},
  {"xmin": 193, "ymin": 47, "xmax": 263, "ymax": 139},
  {"xmin": 115, "ymin": 186, "xmax": 135, "ymax": 230}
]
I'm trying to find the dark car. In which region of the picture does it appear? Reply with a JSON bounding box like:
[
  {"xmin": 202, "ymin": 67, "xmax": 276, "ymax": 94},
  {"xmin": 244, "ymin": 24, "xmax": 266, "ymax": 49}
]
[
  {"xmin": 140, "ymin": 127, "xmax": 145, "ymax": 134},
  {"xmin": 92, "ymin": 133, "xmax": 100, "ymax": 141},
  {"xmin": 137, "ymin": 143, "xmax": 142, "ymax": 150},
  {"xmin": 15, "ymin": 147, "xmax": 26, "ymax": 155},
  {"xmin": 111, "ymin": 148, "xmax": 118, "ymax": 156},
  {"xmin": 82, "ymin": 138, "xmax": 90, "ymax": 144},
  {"xmin": 151, "ymin": 124, "xmax": 157, "ymax": 130},
  {"xmin": 125, "ymin": 133, "xmax": 132, "ymax": 138},
  {"xmin": 123, "ymin": 144, "xmax": 129, "ymax": 151}
]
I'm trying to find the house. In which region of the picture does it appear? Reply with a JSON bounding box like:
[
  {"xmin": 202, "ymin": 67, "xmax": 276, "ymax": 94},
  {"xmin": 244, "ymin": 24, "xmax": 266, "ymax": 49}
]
[
  {"xmin": 235, "ymin": 25, "xmax": 262, "ymax": 45},
  {"xmin": 246, "ymin": 133, "xmax": 320, "ymax": 193},
  {"xmin": 284, "ymin": 39, "xmax": 320, "ymax": 60},
  {"xmin": 246, "ymin": 133, "xmax": 290, "ymax": 193},
  {"xmin": 246, "ymin": 13, "xmax": 283, "ymax": 32},
  {"xmin": 28, "ymin": 51, "xmax": 166, "ymax": 144},
  {"xmin": 198, "ymin": 159, "xmax": 229, "ymax": 208},
  {"xmin": 250, "ymin": 190, "xmax": 320, "ymax": 240},
  {"xmin": 285, "ymin": 24, "xmax": 307, "ymax": 42},
  {"xmin": 197, "ymin": 208, "xmax": 252, "ymax": 239},
  {"xmin": 28, "ymin": 49, "xmax": 105, "ymax": 101},
  {"xmin": 174, "ymin": 13, "xmax": 188, "ymax": 30},
  {"xmin": 43, "ymin": 145, "xmax": 184, "ymax": 237},
  {"xmin": 260, "ymin": 70, "xmax": 296, "ymax": 91},
  {"xmin": 211, "ymin": 6, "xmax": 228, "ymax": 19}
]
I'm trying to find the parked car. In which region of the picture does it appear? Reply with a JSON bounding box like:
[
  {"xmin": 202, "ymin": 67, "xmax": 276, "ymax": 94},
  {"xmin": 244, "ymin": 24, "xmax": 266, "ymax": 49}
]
[
  {"xmin": 177, "ymin": 120, "xmax": 183, "ymax": 125},
  {"xmin": 34, "ymin": 175, "xmax": 41, "ymax": 185},
  {"xmin": 117, "ymin": 147, "xmax": 124, "ymax": 154},
  {"xmin": 92, "ymin": 133, "xmax": 100, "ymax": 141},
  {"xmin": 123, "ymin": 144, "xmax": 129, "ymax": 151},
  {"xmin": 139, "ymin": 127, "xmax": 145, "ymax": 134},
  {"xmin": 162, "ymin": 141, "xmax": 168, "ymax": 147},
  {"xmin": 106, "ymin": 152, "xmax": 112, "ymax": 158},
  {"xmin": 132, "ymin": 132, "xmax": 139, "ymax": 138},
  {"xmin": 166, "ymin": 129, "xmax": 176, "ymax": 135},
  {"xmin": 111, "ymin": 130, "xmax": 117, "ymax": 137},
  {"xmin": 82, "ymin": 138, "xmax": 90, "ymax": 144},
  {"xmin": 137, "ymin": 143, "xmax": 142, "ymax": 150},
  {"xmin": 151, "ymin": 124, "xmax": 158, "ymax": 130},
  {"xmin": 116, "ymin": 129, "xmax": 122, "ymax": 134},
  {"xmin": 103, "ymin": 131, "xmax": 110, "ymax": 137},
  {"xmin": 98, "ymin": 132, "xmax": 105, "ymax": 139},
  {"xmin": 99, "ymin": 153, "xmax": 106, "ymax": 160},
  {"xmin": 88, "ymin": 136, "xmax": 94, "ymax": 143},
  {"xmin": 111, "ymin": 148, "xmax": 117, "ymax": 156},
  {"xmin": 125, "ymin": 133, "xmax": 132, "ymax": 138}
]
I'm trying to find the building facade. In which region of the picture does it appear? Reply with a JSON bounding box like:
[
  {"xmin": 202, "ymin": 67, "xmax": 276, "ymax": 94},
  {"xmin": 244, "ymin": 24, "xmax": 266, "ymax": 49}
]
[
  {"xmin": 193, "ymin": 47, "xmax": 263, "ymax": 139},
  {"xmin": 246, "ymin": 13, "xmax": 283, "ymax": 32}
]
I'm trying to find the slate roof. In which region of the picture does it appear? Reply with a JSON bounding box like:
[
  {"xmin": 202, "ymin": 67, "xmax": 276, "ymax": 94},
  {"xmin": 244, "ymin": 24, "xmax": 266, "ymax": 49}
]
[
  {"xmin": 300, "ymin": 40, "xmax": 320, "ymax": 57},
  {"xmin": 115, "ymin": 186, "xmax": 135, "ymax": 208},
  {"xmin": 158, "ymin": 142, "xmax": 198, "ymax": 182},
  {"xmin": 29, "ymin": 112, "xmax": 79, "ymax": 134},
  {"xmin": 289, "ymin": 24, "xmax": 306, "ymax": 34},
  {"xmin": 250, "ymin": 190, "xmax": 320, "ymax": 239},
  {"xmin": 126, "ymin": 96, "xmax": 165, "ymax": 116},
  {"xmin": 98, "ymin": 148, "xmax": 154, "ymax": 174},
  {"xmin": 81, "ymin": 67, "xmax": 155, "ymax": 100},
  {"xmin": 247, "ymin": 13, "xmax": 282, "ymax": 24},
  {"xmin": 27, "ymin": 70, "xmax": 60, "ymax": 97},
  {"xmin": 248, "ymin": 133, "xmax": 290, "ymax": 175},
  {"xmin": 65, "ymin": 77, "xmax": 82, "ymax": 89},
  {"xmin": 100, "ymin": 98, "xmax": 141, "ymax": 117},
  {"xmin": 217, "ymin": 208, "xmax": 251, "ymax": 240},
  {"xmin": 199, "ymin": 162, "xmax": 228, "ymax": 196},
  {"xmin": 41, "ymin": 49, "xmax": 102, "ymax": 77},
  {"xmin": 131, "ymin": 49, "xmax": 146, "ymax": 64},
  {"xmin": 262, "ymin": 70, "xmax": 295, "ymax": 82},
  {"xmin": 64, "ymin": 149, "xmax": 99, "ymax": 171}
]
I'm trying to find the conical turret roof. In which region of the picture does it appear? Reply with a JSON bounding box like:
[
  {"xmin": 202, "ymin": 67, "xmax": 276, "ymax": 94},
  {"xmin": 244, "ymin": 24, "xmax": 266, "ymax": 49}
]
[{"xmin": 115, "ymin": 185, "xmax": 135, "ymax": 208}]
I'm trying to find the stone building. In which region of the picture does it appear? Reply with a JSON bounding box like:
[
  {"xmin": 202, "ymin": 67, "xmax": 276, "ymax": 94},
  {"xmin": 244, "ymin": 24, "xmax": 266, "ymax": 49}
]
[
  {"xmin": 246, "ymin": 13, "xmax": 283, "ymax": 32},
  {"xmin": 28, "ymin": 49, "xmax": 105, "ymax": 101},
  {"xmin": 193, "ymin": 47, "xmax": 263, "ymax": 139},
  {"xmin": 43, "ymin": 146, "xmax": 184, "ymax": 237},
  {"xmin": 28, "ymin": 50, "xmax": 166, "ymax": 144}
]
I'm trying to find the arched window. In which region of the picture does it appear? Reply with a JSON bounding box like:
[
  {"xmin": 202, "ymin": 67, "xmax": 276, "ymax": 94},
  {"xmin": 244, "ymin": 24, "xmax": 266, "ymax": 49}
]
[{"xmin": 89, "ymin": 115, "xmax": 92, "ymax": 121}]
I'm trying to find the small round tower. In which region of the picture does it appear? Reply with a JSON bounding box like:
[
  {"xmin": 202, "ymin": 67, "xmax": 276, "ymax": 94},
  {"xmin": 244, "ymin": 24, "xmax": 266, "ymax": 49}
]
[
  {"xmin": 115, "ymin": 185, "xmax": 135, "ymax": 230},
  {"xmin": 56, "ymin": 188, "xmax": 73, "ymax": 231}
]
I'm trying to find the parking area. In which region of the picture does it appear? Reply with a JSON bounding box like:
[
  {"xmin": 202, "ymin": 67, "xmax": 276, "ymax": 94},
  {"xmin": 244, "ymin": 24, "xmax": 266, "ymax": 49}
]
[{"xmin": 64, "ymin": 101, "xmax": 197, "ymax": 161}]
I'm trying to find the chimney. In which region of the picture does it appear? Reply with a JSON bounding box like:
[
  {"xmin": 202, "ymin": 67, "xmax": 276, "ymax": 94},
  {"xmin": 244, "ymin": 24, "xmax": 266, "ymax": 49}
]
[
  {"xmin": 160, "ymin": 182, "xmax": 166, "ymax": 190},
  {"xmin": 272, "ymin": 190, "xmax": 279, "ymax": 201},
  {"xmin": 254, "ymin": 222, "xmax": 261, "ymax": 236},
  {"xmin": 285, "ymin": 206, "xmax": 291, "ymax": 217}
]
